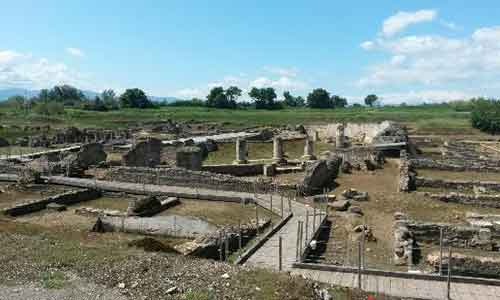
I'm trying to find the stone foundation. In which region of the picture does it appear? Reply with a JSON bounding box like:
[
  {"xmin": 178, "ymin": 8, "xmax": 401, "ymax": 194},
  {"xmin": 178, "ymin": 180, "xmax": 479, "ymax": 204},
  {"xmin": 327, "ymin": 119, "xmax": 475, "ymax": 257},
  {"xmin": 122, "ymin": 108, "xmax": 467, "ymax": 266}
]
[{"xmin": 3, "ymin": 188, "xmax": 101, "ymax": 216}]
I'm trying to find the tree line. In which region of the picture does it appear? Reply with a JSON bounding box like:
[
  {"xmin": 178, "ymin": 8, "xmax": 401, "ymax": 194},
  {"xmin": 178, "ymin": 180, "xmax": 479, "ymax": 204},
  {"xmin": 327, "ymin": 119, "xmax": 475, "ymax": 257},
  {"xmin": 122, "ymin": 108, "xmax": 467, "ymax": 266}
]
[
  {"xmin": 2, "ymin": 84, "xmax": 382, "ymax": 115},
  {"xmin": 193, "ymin": 86, "xmax": 380, "ymax": 109}
]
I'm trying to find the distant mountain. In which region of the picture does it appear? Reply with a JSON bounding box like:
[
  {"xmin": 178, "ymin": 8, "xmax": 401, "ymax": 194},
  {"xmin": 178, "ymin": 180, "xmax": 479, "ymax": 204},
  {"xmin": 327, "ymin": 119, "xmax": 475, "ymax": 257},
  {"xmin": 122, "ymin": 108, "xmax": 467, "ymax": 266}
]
[{"xmin": 0, "ymin": 88, "xmax": 180, "ymax": 102}]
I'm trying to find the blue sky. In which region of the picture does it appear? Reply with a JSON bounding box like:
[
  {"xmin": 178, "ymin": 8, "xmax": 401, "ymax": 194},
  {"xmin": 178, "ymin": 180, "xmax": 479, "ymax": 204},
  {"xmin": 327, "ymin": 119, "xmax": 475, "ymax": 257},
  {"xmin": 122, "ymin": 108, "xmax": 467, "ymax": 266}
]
[{"xmin": 1, "ymin": 0, "xmax": 500, "ymax": 104}]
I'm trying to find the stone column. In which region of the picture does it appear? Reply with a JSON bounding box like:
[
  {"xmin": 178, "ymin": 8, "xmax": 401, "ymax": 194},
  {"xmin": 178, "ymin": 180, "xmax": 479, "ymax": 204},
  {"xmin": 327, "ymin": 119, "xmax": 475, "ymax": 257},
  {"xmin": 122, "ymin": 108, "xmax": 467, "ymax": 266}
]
[
  {"xmin": 302, "ymin": 138, "xmax": 316, "ymax": 160},
  {"xmin": 234, "ymin": 138, "xmax": 248, "ymax": 164},
  {"xmin": 336, "ymin": 124, "xmax": 345, "ymax": 149},
  {"xmin": 312, "ymin": 130, "xmax": 319, "ymax": 142},
  {"xmin": 273, "ymin": 137, "xmax": 286, "ymax": 164}
]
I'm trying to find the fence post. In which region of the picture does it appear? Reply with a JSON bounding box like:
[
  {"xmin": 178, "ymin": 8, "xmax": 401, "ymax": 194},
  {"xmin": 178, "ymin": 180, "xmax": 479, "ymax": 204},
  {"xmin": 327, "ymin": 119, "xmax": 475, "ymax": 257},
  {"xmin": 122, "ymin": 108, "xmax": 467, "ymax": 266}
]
[
  {"xmin": 296, "ymin": 221, "xmax": 301, "ymax": 261},
  {"xmin": 238, "ymin": 221, "xmax": 242, "ymax": 253},
  {"xmin": 280, "ymin": 193, "xmax": 284, "ymax": 218},
  {"xmin": 361, "ymin": 230, "xmax": 366, "ymax": 269},
  {"xmin": 447, "ymin": 246, "xmax": 452, "ymax": 300},
  {"xmin": 358, "ymin": 239, "xmax": 362, "ymax": 290},
  {"xmin": 439, "ymin": 227, "xmax": 444, "ymax": 276},
  {"xmin": 255, "ymin": 205, "xmax": 259, "ymax": 235},
  {"xmin": 219, "ymin": 231, "xmax": 224, "ymax": 261},
  {"xmin": 305, "ymin": 211, "xmax": 309, "ymax": 248},
  {"xmin": 270, "ymin": 193, "xmax": 273, "ymax": 215},
  {"xmin": 299, "ymin": 221, "xmax": 304, "ymax": 262},
  {"xmin": 225, "ymin": 234, "xmax": 229, "ymax": 261},
  {"xmin": 278, "ymin": 236, "xmax": 283, "ymax": 271},
  {"xmin": 313, "ymin": 207, "xmax": 317, "ymax": 233}
]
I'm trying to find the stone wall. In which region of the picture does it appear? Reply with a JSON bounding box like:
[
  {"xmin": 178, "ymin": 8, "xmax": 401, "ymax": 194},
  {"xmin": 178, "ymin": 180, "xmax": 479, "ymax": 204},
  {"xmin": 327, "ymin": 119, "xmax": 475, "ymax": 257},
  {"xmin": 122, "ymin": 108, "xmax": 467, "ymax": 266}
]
[
  {"xmin": 412, "ymin": 158, "xmax": 500, "ymax": 173},
  {"xmin": 306, "ymin": 121, "xmax": 393, "ymax": 144},
  {"xmin": 3, "ymin": 188, "xmax": 101, "ymax": 216},
  {"xmin": 423, "ymin": 192, "xmax": 500, "ymax": 209},
  {"xmin": 399, "ymin": 150, "xmax": 415, "ymax": 192},
  {"xmin": 201, "ymin": 163, "xmax": 264, "ymax": 176},
  {"xmin": 416, "ymin": 176, "xmax": 500, "ymax": 192},
  {"xmin": 14, "ymin": 127, "xmax": 132, "ymax": 147},
  {"xmin": 103, "ymin": 166, "xmax": 283, "ymax": 193},
  {"xmin": 337, "ymin": 147, "xmax": 384, "ymax": 171},
  {"xmin": 427, "ymin": 251, "xmax": 500, "ymax": 279}
]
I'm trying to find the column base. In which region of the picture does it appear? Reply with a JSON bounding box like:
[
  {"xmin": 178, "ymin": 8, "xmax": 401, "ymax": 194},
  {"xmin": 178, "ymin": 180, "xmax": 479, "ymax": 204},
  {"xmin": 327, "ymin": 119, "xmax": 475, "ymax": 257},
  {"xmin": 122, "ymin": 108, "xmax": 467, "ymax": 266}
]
[
  {"xmin": 233, "ymin": 160, "xmax": 248, "ymax": 165},
  {"xmin": 301, "ymin": 154, "xmax": 317, "ymax": 161}
]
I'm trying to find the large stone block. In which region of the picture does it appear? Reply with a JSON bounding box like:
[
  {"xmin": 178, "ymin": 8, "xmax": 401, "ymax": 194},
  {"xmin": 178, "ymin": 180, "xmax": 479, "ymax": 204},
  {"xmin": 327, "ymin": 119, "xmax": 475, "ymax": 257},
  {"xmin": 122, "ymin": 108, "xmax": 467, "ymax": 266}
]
[{"xmin": 123, "ymin": 138, "xmax": 162, "ymax": 167}]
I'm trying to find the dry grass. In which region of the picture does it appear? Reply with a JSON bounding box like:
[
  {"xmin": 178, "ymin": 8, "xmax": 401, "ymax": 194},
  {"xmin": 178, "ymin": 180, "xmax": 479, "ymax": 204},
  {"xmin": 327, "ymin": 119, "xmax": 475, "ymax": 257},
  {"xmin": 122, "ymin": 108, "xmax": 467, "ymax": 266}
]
[{"xmin": 158, "ymin": 199, "xmax": 277, "ymax": 226}]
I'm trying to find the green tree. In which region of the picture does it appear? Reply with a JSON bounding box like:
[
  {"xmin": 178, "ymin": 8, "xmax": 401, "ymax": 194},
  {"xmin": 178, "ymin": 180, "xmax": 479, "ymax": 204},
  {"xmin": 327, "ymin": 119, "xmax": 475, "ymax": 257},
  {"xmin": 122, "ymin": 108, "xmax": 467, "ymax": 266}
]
[
  {"xmin": 307, "ymin": 88, "xmax": 332, "ymax": 108},
  {"xmin": 206, "ymin": 86, "xmax": 229, "ymax": 108},
  {"xmin": 5, "ymin": 95, "xmax": 26, "ymax": 111},
  {"xmin": 101, "ymin": 89, "xmax": 119, "ymax": 110},
  {"xmin": 47, "ymin": 85, "xmax": 85, "ymax": 106},
  {"xmin": 364, "ymin": 94, "xmax": 378, "ymax": 107},
  {"xmin": 225, "ymin": 86, "xmax": 241, "ymax": 108},
  {"xmin": 248, "ymin": 87, "xmax": 277, "ymax": 109},
  {"xmin": 119, "ymin": 88, "xmax": 152, "ymax": 108},
  {"xmin": 283, "ymin": 91, "xmax": 297, "ymax": 107},
  {"xmin": 331, "ymin": 95, "xmax": 348, "ymax": 108}
]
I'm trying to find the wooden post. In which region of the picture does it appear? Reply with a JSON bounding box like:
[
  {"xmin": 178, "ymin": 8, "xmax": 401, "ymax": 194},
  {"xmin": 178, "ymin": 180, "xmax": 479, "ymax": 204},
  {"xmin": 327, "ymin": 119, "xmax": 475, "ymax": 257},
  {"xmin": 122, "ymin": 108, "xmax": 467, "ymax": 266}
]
[
  {"xmin": 255, "ymin": 205, "xmax": 259, "ymax": 235},
  {"xmin": 305, "ymin": 211, "xmax": 309, "ymax": 247},
  {"xmin": 447, "ymin": 247, "xmax": 452, "ymax": 300},
  {"xmin": 224, "ymin": 234, "xmax": 229, "ymax": 261},
  {"xmin": 278, "ymin": 236, "xmax": 283, "ymax": 271},
  {"xmin": 439, "ymin": 227, "xmax": 444, "ymax": 276},
  {"xmin": 296, "ymin": 221, "xmax": 301, "ymax": 261},
  {"xmin": 280, "ymin": 193, "xmax": 284, "ymax": 218},
  {"xmin": 299, "ymin": 221, "xmax": 304, "ymax": 262},
  {"xmin": 270, "ymin": 193, "xmax": 273, "ymax": 215},
  {"xmin": 238, "ymin": 221, "xmax": 242, "ymax": 252},
  {"xmin": 313, "ymin": 207, "xmax": 317, "ymax": 233},
  {"xmin": 219, "ymin": 231, "xmax": 223, "ymax": 261},
  {"xmin": 358, "ymin": 240, "xmax": 362, "ymax": 290},
  {"xmin": 361, "ymin": 230, "xmax": 366, "ymax": 269}
]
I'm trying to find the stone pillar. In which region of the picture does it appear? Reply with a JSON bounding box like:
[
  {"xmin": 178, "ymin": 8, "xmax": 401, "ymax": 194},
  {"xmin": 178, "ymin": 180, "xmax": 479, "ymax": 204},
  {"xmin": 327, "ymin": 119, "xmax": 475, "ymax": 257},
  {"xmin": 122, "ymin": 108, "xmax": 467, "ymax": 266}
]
[
  {"xmin": 273, "ymin": 137, "xmax": 286, "ymax": 164},
  {"xmin": 313, "ymin": 130, "xmax": 319, "ymax": 142},
  {"xmin": 336, "ymin": 124, "xmax": 345, "ymax": 149},
  {"xmin": 234, "ymin": 138, "xmax": 248, "ymax": 164},
  {"xmin": 302, "ymin": 138, "xmax": 316, "ymax": 161},
  {"xmin": 176, "ymin": 146, "xmax": 202, "ymax": 171}
]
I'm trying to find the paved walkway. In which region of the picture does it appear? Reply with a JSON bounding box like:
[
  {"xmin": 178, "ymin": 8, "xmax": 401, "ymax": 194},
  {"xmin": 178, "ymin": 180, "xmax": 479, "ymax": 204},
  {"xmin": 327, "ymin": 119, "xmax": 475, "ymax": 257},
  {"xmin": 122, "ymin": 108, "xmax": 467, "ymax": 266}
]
[{"xmin": 293, "ymin": 269, "xmax": 500, "ymax": 300}]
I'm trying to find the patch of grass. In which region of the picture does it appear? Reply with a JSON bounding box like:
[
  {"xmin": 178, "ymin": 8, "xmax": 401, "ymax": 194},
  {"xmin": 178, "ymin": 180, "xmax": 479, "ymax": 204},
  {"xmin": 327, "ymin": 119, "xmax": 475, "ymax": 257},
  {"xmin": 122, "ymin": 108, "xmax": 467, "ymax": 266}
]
[
  {"xmin": 40, "ymin": 271, "xmax": 67, "ymax": 289},
  {"xmin": 182, "ymin": 289, "xmax": 216, "ymax": 300},
  {"xmin": 0, "ymin": 105, "xmax": 480, "ymax": 139}
]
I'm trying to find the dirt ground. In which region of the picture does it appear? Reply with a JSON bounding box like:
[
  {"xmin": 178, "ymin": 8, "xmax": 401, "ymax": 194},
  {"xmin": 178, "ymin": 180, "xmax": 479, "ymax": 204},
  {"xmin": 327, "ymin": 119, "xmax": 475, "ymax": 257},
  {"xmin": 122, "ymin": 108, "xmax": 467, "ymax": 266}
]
[
  {"xmin": 309, "ymin": 159, "xmax": 500, "ymax": 271},
  {"xmin": 0, "ymin": 183, "xmax": 74, "ymax": 209}
]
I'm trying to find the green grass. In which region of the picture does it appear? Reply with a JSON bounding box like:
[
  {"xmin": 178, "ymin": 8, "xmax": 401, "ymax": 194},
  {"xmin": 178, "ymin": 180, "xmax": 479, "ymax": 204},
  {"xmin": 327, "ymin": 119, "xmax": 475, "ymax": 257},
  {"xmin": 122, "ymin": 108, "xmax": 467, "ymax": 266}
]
[
  {"xmin": 40, "ymin": 271, "xmax": 67, "ymax": 289},
  {"xmin": 0, "ymin": 105, "xmax": 479, "ymax": 141}
]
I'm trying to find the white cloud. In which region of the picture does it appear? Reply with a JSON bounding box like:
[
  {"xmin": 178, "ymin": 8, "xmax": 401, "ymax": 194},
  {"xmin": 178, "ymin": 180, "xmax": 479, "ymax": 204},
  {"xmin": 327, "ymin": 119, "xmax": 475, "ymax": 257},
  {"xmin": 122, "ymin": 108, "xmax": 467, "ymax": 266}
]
[
  {"xmin": 360, "ymin": 41, "xmax": 375, "ymax": 50},
  {"xmin": 382, "ymin": 9, "xmax": 437, "ymax": 37},
  {"xmin": 378, "ymin": 90, "xmax": 476, "ymax": 105},
  {"xmin": 0, "ymin": 49, "xmax": 92, "ymax": 90},
  {"xmin": 262, "ymin": 66, "xmax": 299, "ymax": 77},
  {"xmin": 66, "ymin": 47, "xmax": 85, "ymax": 57},
  {"xmin": 175, "ymin": 69, "xmax": 308, "ymax": 100},
  {"xmin": 358, "ymin": 26, "xmax": 500, "ymax": 87}
]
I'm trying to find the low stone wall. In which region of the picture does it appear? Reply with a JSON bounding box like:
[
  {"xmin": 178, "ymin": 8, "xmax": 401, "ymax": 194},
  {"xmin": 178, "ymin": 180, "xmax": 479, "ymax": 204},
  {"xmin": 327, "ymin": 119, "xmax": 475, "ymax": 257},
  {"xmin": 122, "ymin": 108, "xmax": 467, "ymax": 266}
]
[
  {"xmin": 201, "ymin": 163, "xmax": 264, "ymax": 176},
  {"xmin": 412, "ymin": 158, "xmax": 500, "ymax": 173},
  {"xmin": 423, "ymin": 192, "xmax": 500, "ymax": 209},
  {"xmin": 416, "ymin": 176, "xmax": 500, "ymax": 192},
  {"xmin": 427, "ymin": 251, "xmax": 500, "ymax": 279},
  {"xmin": 103, "ymin": 166, "xmax": 279, "ymax": 193},
  {"xmin": 3, "ymin": 188, "xmax": 101, "ymax": 216}
]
